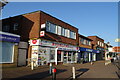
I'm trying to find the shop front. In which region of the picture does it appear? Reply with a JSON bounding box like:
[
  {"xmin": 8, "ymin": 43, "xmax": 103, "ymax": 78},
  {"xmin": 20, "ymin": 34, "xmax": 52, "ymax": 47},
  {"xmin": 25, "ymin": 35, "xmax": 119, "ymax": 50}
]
[
  {"xmin": 30, "ymin": 39, "xmax": 78, "ymax": 66},
  {"xmin": 0, "ymin": 31, "xmax": 20, "ymax": 67},
  {"xmin": 78, "ymin": 47, "xmax": 99, "ymax": 63}
]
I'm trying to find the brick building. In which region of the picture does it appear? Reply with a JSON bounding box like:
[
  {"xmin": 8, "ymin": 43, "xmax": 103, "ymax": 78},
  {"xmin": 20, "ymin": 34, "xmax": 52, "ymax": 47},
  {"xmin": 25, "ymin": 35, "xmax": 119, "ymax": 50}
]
[
  {"xmin": 0, "ymin": 31, "xmax": 20, "ymax": 67},
  {"xmin": 87, "ymin": 36, "xmax": 105, "ymax": 60},
  {"xmin": 78, "ymin": 34, "xmax": 99, "ymax": 63},
  {"xmin": 2, "ymin": 10, "xmax": 79, "ymax": 66}
]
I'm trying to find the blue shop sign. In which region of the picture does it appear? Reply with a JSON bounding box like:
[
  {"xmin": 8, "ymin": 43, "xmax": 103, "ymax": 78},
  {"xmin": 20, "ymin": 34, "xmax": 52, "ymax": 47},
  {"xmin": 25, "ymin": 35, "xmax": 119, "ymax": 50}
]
[
  {"xmin": 80, "ymin": 47, "xmax": 99, "ymax": 53},
  {"xmin": 0, "ymin": 34, "xmax": 20, "ymax": 43}
]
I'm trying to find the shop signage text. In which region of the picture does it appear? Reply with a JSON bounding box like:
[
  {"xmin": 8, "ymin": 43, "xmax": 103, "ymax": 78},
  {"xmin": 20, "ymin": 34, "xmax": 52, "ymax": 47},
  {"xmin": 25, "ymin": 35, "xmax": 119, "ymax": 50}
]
[{"xmin": 0, "ymin": 34, "xmax": 20, "ymax": 43}]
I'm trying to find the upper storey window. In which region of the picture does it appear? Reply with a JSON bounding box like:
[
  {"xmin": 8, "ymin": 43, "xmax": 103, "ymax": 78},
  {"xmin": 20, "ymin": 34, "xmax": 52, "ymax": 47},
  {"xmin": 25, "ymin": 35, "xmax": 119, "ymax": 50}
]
[{"xmin": 46, "ymin": 21, "xmax": 76, "ymax": 39}]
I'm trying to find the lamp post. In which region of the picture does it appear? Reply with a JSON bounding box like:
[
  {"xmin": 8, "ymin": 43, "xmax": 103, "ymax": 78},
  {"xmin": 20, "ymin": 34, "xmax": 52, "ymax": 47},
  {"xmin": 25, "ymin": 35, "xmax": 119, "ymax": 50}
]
[
  {"xmin": 115, "ymin": 38, "xmax": 120, "ymax": 42},
  {"xmin": 0, "ymin": 0, "xmax": 8, "ymax": 9}
]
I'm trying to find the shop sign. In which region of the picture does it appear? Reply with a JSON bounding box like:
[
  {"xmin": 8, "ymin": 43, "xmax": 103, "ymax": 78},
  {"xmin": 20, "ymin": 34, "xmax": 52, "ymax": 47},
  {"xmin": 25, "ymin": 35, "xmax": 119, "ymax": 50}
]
[
  {"xmin": 0, "ymin": 34, "xmax": 20, "ymax": 43},
  {"xmin": 40, "ymin": 31, "xmax": 45, "ymax": 37},
  {"xmin": 41, "ymin": 40, "xmax": 53, "ymax": 46},
  {"xmin": 30, "ymin": 39, "xmax": 41, "ymax": 46},
  {"xmin": 31, "ymin": 46, "xmax": 39, "ymax": 62},
  {"xmin": 41, "ymin": 40, "xmax": 78, "ymax": 51},
  {"xmin": 80, "ymin": 47, "xmax": 100, "ymax": 53},
  {"xmin": 41, "ymin": 24, "xmax": 45, "ymax": 29}
]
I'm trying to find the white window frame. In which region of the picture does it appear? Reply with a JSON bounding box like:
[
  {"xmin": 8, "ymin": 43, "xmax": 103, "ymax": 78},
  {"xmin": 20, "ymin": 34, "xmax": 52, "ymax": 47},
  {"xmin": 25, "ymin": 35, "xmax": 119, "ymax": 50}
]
[{"xmin": 57, "ymin": 26, "xmax": 61, "ymax": 35}]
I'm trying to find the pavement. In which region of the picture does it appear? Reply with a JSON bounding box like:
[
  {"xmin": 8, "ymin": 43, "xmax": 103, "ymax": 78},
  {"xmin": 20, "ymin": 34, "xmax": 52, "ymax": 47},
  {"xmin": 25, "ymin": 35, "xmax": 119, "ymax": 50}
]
[{"xmin": 1, "ymin": 60, "xmax": 120, "ymax": 80}]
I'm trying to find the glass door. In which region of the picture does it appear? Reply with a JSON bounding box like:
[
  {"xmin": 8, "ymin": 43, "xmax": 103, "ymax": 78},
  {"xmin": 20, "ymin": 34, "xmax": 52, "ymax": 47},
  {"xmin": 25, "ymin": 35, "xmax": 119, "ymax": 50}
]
[
  {"xmin": 68, "ymin": 52, "xmax": 72, "ymax": 63},
  {"xmin": 63, "ymin": 51, "xmax": 68, "ymax": 63}
]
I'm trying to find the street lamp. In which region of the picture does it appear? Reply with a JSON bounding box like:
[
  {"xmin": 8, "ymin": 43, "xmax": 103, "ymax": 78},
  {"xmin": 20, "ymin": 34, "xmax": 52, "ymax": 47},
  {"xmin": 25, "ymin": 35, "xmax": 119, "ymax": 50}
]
[
  {"xmin": 115, "ymin": 38, "xmax": 120, "ymax": 42},
  {"xmin": 0, "ymin": 0, "xmax": 8, "ymax": 9}
]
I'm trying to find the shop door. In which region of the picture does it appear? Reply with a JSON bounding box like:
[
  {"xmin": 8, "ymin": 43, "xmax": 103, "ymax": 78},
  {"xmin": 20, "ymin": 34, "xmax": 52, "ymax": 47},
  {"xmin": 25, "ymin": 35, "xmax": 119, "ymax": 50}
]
[
  {"xmin": 63, "ymin": 52, "xmax": 68, "ymax": 63},
  {"xmin": 68, "ymin": 52, "xmax": 72, "ymax": 63},
  {"xmin": 18, "ymin": 42, "xmax": 28, "ymax": 66},
  {"xmin": 18, "ymin": 49, "xmax": 27, "ymax": 66}
]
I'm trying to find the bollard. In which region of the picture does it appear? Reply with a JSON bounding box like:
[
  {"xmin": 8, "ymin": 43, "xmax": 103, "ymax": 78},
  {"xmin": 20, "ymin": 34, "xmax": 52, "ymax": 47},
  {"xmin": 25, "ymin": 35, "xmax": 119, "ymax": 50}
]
[
  {"xmin": 52, "ymin": 68, "xmax": 56, "ymax": 80},
  {"xmin": 49, "ymin": 63, "xmax": 52, "ymax": 74},
  {"xmin": 72, "ymin": 67, "xmax": 76, "ymax": 79},
  {"xmin": 31, "ymin": 61, "xmax": 34, "ymax": 70}
]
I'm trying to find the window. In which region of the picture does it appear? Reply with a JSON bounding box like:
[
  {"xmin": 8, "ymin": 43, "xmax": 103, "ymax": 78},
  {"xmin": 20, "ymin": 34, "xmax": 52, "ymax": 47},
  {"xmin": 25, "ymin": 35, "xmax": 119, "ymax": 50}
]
[
  {"xmin": 65, "ymin": 29, "xmax": 70, "ymax": 38},
  {"xmin": 73, "ymin": 32, "xmax": 76, "ymax": 39},
  {"xmin": 70, "ymin": 31, "xmax": 74, "ymax": 39},
  {"xmin": 98, "ymin": 41, "xmax": 100, "ymax": 45},
  {"xmin": 89, "ymin": 41, "xmax": 91, "ymax": 45},
  {"xmin": 102, "ymin": 43, "xmax": 104, "ymax": 47},
  {"xmin": 13, "ymin": 23, "xmax": 19, "ymax": 31},
  {"xmin": 0, "ymin": 42, "xmax": 14, "ymax": 63},
  {"xmin": 45, "ymin": 21, "xmax": 76, "ymax": 39},
  {"xmin": 65, "ymin": 29, "xmax": 68, "ymax": 37},
  {"xmin": 80, "ymin": 38, "xmax": 84, "ymax": 44},
  {"xmin": 61, "ymin": 27, "xmax": 65, "ymax": 36},
  {"xmin": 100, "ymin": 42, "xmax": 102, "ymax": 46},
  {"xmin": 86, "ymin": 40, "xmax": 89, "ymax": 45},
  {"xmin": 83, "ymin": 39, "xmax": 86, "ymax": 45},
  {"xmin": 50, "ymin": 23, "xmax": 56, "ymax": 34},
  {"xmin": 46, "ymin": 21, "xmax": 56, "ymax": 34},
  {"xmin": 57, "ymin": 26, "xmax": 61, "ymax": 35},
  {"xmin": 3, "ymin": 25, "xmax": 10, "ymax": 32},
  {"xmin": 46, "ymin": 21, "xmax": 50, "ymax": 32}
]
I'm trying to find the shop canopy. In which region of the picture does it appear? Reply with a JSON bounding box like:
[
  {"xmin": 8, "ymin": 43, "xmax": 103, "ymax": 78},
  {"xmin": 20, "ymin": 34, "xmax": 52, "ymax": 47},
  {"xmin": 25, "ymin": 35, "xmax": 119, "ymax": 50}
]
[
  {"xmin": 79, "ymin": 47, "xmax": 100, "ymax": 53},
  {"xmin": 0, "ymin": 31, "xmax": 20, "ymax": 43}
]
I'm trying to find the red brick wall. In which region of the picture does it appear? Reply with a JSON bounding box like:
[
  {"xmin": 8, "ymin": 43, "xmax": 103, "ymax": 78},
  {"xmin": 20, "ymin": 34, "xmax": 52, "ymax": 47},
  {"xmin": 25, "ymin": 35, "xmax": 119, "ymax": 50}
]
[
  {"xmin": 79, "ymin": 37, "xmax": 92, "ymax": 49},
  {"xmin": 40, "ymin": 11, "xmax": 78, "ymax": 46},
  {"xmin": 88, "ymin": 36, "xmax": 104, "ymax": 49},
  {"xmin": 2, "ymin": 11, "xmax": 41, "ymax": 41},
  {"xmin": 22, "ymin": 11, "xmax": 40, "ymax": 40},
  {"xmin": 113, "ymin": 47, "xmax": 120, "ymax": 52}
]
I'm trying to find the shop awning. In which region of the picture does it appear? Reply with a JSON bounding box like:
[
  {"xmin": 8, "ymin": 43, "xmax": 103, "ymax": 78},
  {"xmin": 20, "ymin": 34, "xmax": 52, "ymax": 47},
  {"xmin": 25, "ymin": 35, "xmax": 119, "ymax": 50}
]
[
  {"xmin": 0, "ymin": 31, "xmax": 20, "ymax": 43},
  {"xmin": 79, "ymin": 47, "xmax": 100, "ymax": 53}
]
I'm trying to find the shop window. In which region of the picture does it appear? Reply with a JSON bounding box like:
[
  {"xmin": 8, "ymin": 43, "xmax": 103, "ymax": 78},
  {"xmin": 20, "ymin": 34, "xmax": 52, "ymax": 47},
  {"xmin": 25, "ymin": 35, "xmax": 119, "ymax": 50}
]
[
  {"xmin": 57, "ymin": 51, "xmax": 61, "ymax": 61},
  {"xmin": 50, "ymin": 49, "xmax": 55, "ymax": 62},
  {"xmin": 0, "ymin": 42, "xmax": 14, "ymax": 63}
]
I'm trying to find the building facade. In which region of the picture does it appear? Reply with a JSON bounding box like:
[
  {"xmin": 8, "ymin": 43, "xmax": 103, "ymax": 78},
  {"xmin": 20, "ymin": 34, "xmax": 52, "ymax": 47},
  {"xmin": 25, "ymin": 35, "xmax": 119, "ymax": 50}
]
[
  {"xmin": 0, "ymin": 31, "xmax": 20, "ymax": 67},
  {"xmin": 88, "ymin": 36, "xmax": 105, "ymax": 60},
  {"xmin": 2, "ymin": 11, "xmax": 79, "ymax": 66},
  {"xmin": 78, "ymin": 34, "xmax": 99, "ymax": 63}
]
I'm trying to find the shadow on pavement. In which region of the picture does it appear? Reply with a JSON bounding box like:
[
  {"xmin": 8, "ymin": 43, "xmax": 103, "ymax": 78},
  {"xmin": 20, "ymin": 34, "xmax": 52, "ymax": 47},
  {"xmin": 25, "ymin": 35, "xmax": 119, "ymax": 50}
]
[
  {"xmin": 76, "ymin": 68, "xmax": 89, "ymax": 78},
  {"xmin": 2, "ymin": 69, "xmax": 67, "ymax": 80}
]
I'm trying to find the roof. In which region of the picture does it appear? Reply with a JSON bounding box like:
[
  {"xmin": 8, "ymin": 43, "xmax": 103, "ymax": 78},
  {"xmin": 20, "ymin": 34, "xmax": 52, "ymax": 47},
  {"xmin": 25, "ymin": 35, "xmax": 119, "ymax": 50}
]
[
  {"xmin": 2, "ymin": 10, "xmax": 78, "ymax": 30},
  {"xmin": 79, "ymin": 34, "xmax": 93, "ymax": 41},
  {"xmin": 0, "ymin": 31, "xmax": 20, "ymax": 37},
  {"xmin": 88, "ymin": 36, "xmax": 104, "ymax": 41}
]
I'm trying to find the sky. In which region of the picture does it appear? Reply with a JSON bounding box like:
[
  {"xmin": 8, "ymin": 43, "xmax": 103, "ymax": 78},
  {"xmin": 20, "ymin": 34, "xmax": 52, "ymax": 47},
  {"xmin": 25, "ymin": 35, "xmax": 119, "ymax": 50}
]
[{"xmin": 2, "ymin": 2, "xmax": 118, "ymax": 46}]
